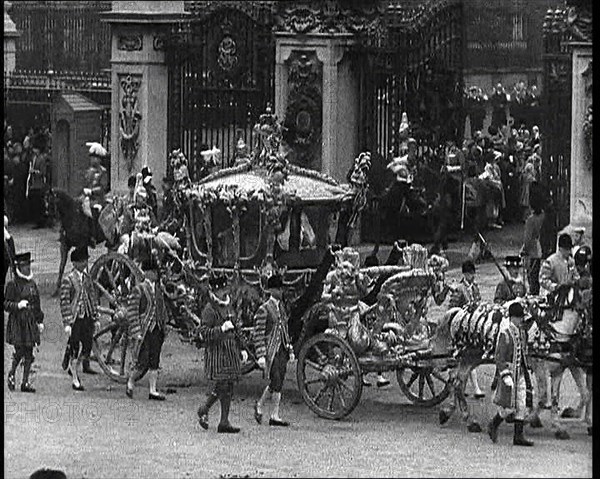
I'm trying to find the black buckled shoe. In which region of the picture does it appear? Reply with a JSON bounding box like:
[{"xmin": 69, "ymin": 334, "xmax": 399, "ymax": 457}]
[
  {"xmin": 72, "ymin": 383, "xmax": 85, "ymax": 391},
  {"xmin": 7, "ymin": 374, "xmax": 15, "ymax": 391},
  {"xmin": 269, "ymin": 418, "xmax": 290, "ymax": 427},
  {"xmin": 217, "ymin": 423, "xmax": 240, "ymax": 434},
  {"xmin": 21, "ymin": 383, "xmax": 36, "ymax": 393},
  {"xmin": 126, "ymin": 387, "xmax": 134, "ymax": 399},
  {"xmin": 148, "ymin": 393, "xmax": 166, "ymax": 401},
  {"xmin": 197, "ymin": 408, "xmax": 209, "ymax": 430}
]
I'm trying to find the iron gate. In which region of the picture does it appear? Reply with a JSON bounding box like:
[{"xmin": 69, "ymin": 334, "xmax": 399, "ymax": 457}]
[{"xmin": 166, "ymin": 5, "xmax": 275, "ymax": 180}]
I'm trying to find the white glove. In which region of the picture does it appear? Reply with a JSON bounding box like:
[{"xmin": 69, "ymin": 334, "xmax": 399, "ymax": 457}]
[
  {"xmin": 241, "ymin": 350, "xmax": 249, "ymax": 363},
  {"xmin": 83, "ymin": 188, "xmax": 92, "ymax": 195},
  {"xmin": 17, "ymin": 300, "xmax": 29, "ymax": 310},
  {"xmin": 257, "ymin": 357, "xmax": 266, "ymax": 369},
  {"xmin": 221, "ymin": 320, "xmax": 234, "ymax": 332},
  {"xmin": 38, "ymin": 324, "xmax": 44, "ymax": 334},
  {"xmin": 64, "ymin": 325, "xmax": 72, "ymax": 335},
  {"xmin": 503, "ymin": 376, "xmax": 514, "ymax": 389},
  {"xmin": 289, "ymin": 352, "xmax": 296, "ymax": 363}
]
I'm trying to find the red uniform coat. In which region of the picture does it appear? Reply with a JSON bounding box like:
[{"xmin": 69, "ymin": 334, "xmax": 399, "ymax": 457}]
[
  {"xmin": 253, "ymin": 296, "xmax": 292, "ymax": 379},
  {"xmin": 5, "ymin": 277, "xmax": 44, "ymax": 347},
  {"xmin": 200, "ymin": 301, "xmax": 241, "ymax": 381}
]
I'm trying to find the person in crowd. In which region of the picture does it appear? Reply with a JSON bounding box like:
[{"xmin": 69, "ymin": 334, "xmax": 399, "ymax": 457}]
[
  {"xmin": 253, "ymin": 274, "xmax": 295, "ymax": 427},
  {"xmin": 125, "ymin": 251, "xmax": 168, "ymax": 401},
  {"xmin": 449, "ymin": 260, "xmax": 485, "ymax": 398},
  {"xmin": 197, "ymin": 274, "xmax": 242, "ymax": 433},
  {"xmin": 123, "ymin": 175, "xmax": 137, "ymax": 207},
  {"xmin": 26, "ymin": 137, "xmax": 48, "ymax": 229},
  {"xmin": 531, "ymin": 125, "xmax": 541, "ymax": 147},
  {"xmin": 571, "ymin": 226, "xmax": 587, "ymax": 257},
  {"xmin": 494, "ymin": 256, "xmax": 527, "ymax": 303},
  {"xmin": 141, "ymin": 165, "xmax": 158, "ymax": 217},
  {"xmin": 59, "ymin": 248, "xmax": 99, "ymax": 391},
  {"xmin": 5, "ymin": 252, "xmax": 44, "ymax": 393},
  {"xmin": 82, "ymin": 142, "xmax": 109, "ymax": 246},
  {"xmin": 491, "ymin": 83, "xmax": 509, "ymax": 129},
  {"xmin": 520, "ymin": 195, "xmax": 545, "ymax": 295},
  {"xmin": 4, "ymin": 215, "xmax": 16, "ymax": 287},
  {"xmin": 487, "ymin": 302, "xmax": 534, "ymax": 446},
  {"xmin": 519, "ymin": 153, "xmax": 537, "ymax": 222},
  {"xmin": 478, "ymin": 150, "xmax": 504, "ymax": 229},
  {"xmin": 538, "ymin": 233, "xmax": 579, "ymax": 298}
]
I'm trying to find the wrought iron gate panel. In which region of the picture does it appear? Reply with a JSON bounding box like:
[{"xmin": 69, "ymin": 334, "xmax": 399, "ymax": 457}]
[{"xmin": 167, "ymin": 7, "xmax": 275, "ymax": 180}]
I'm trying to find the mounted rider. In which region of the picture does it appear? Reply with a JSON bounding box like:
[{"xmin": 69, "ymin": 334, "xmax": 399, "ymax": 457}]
[
  {"xmin": 538, "ymin": 233, "xmax": 579, "ymax": 298},
  {"xmin": 82, "ymin": 142, "xmax": 109, "ymax": 246},
  {"xmin": 494, "ymin": 255, "xmax": 527, "ymax": 304}
]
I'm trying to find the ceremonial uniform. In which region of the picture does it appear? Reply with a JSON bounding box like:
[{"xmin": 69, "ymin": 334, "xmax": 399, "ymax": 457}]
[
  {"xmin": 197, "ymin": 276, "xmax": 242, "ymax": 433},
  {"xmin": 60, "ymin": 248, "xmax": 99, "ymax": 390},
  {"xmin": 5, "ymin": 253, "xmax": 44, "ymax": 393},
  {"xmin": 494, "ymin": 278, "xmax": 527, "ymax": 303},
  {"xmin": 488, "ymin": 302, "xmax": 534, "ymax": 446},
  {"xmin": 538, "ymin": 252, "xmax": 579, "ymax": 297},
  {"xmin": 126, "ymin": 271, "xmax": 168, "ymax": 400},
  {"xmin": 254, "ymin": 296, "xmax": 293, "ymax": 393}
]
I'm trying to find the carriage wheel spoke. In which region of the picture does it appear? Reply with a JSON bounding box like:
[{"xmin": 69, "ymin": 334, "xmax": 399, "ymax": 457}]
[
  {"xmin": 327, "ymin": 385, "xmax": 336, "ymax": 412},
  {"xmin": 305, "ymin": 359, "xmax": 324, "ymax": 373},
  {"xmin": 335, "ymin": 384, "xmax": 347, "ymax": 410},
  {"xmin": 313, "ymin": 344, "xmax": 328, "ymax": 363},
  {"xmin": 418, "ymin": 374, "xmax": 425, "ymax": 399},
  {"xmin": 105, "ymin": 329, "xmax": 123, "ymax": 363},
  {"xmin": 312, "ymin": 383, "xmax": 329, "ymax": 405},
  {"xmin": 431, "ymin": 371, "xmax": 449, "ymax": 385},
  {"xmin": 94, "ymin": 281, "xmax": 117, "ymax": 306},
  {"xmin": 102, "ymin": 264, "xmax": 118, "ymax": 293},
  {"xmin": 337, "ymin": 378, "xmax": 355, "ymax": 395},
  {"xmin": 406, "ymin": 370, "xmax": 419, "ymax": 389},
  {"xmin": 304, "ymin": 377, "xmax": 326, "ymax": 386},
  {"xmin": 425, "ymin": 373, "xmax": 436, "ymax": 396}
]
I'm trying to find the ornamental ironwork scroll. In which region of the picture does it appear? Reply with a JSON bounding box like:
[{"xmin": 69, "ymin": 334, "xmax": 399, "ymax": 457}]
[
  {"xmin": 119, "ymin": 74, "xmax": 142, "ymax": 173},
  {"xmin": 118, "ymin": 35, "xmax": 143, "ymax": 51},
  {"xmin": 283, "ymin": 51, "xmax": 323, "ymax": 171},
  {"xmin": 582, "ymin": 60, "xmax": 592, "ymax": 171}
]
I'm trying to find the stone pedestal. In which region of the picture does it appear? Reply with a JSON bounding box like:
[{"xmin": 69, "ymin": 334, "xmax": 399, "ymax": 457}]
[
  {"xmin": 101, "ymin": 1, "xmax": 188, "ymax": 195},
  {"xmin": 559, "ymin": 44, "xmax": 593, "ymax": 245},
  {"xmin": 4, "ymin": 1, "xmax": 19, "ymax": 73},
  {"xmin": 275, "ymin": 33, "xmax": 358, "ymax": 182}
]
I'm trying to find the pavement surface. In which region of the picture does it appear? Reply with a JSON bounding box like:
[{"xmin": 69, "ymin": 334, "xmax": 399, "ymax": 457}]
[{"xmin": 4, "ymin": 222, "xmax": 592, "ymax": 478}]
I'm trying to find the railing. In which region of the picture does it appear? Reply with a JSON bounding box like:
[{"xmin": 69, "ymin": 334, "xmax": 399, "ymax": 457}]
[{"xmin": 4, "ymin": 70, "xmax": 111, "ymax": 95}]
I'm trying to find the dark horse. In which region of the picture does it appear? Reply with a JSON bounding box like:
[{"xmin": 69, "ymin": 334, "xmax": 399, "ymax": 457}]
[{"xmin": 44, "ymin": 188, "xmax": 109, "ymax": 296}]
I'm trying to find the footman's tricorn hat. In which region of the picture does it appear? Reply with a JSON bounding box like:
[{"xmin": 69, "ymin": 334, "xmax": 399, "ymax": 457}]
[
  {"xmin": 504, "ymin": 255, "xmax": 522, "ymax": 268},
  {"xmin": 209, "ymin": 274, "xmax": 228, "ymax": 290},
  {"xmin": 15, "ymin": 252, "xmax": 33, "ymax": 264},
  {"xmin": 508, "ymin": 302, "xmax": 525, "ymax": 318},
  {"xmin": 266, "ymin": 274, "xmax": 284, "ymax": 290},
  {"xmin": 71, "ymin": 248, "xmax": 89, "ymax": 263}
]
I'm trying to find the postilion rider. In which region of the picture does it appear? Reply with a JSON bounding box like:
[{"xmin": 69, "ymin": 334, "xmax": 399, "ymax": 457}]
[{"xmin": 494, "ymin": 255, "xmax": 527, "ymax": 304}]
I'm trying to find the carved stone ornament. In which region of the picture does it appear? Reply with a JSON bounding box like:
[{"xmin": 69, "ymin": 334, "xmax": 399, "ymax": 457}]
[
  {"xmin": 118, "ymin": 35, "xmax": 143, "ymax": 52},
  {"xmin": 153, "ymin": 35, "xmax": 165, "ymax": 51},
  {"xmin": 283, "ymin": 51, "xmax": 323, "ymax": 170},
  {"xmin": 119, "ymin": 74, "xmax": 142, "ymax": 172}
]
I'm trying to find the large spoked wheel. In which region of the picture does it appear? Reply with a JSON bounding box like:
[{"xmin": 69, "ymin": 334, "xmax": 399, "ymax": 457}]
[
  {"xmin": 90, "ymin": 252, "xmax": 147, "ymax": 383},
  {"xmin": 297, "ymin": 333, "xmax": 363, "ymax": 420},
  {"xmin": 396, "ymin": 363, "xmax": 451, "ymax": 407}
]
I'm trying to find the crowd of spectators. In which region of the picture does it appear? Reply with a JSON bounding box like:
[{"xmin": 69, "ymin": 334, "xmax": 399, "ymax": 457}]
[{"xmin": 4, "ymin": 121, "xmax": 52, "ymax": 227}]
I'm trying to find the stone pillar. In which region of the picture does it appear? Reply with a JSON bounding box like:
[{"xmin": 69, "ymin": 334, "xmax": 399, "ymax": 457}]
[
  {"xmin": 4, "ymin": 1, "xmax": 19, "ymax": 73},
  {"xmin": 275, "ymin": 33, "xmax": 358, "ymax": 181},
  {"xmin": 101, "ymin": 1, "xmax": 188, "ymax": 195},
  {"xmin": 559, "ymin": 43, "xmax": 593, "ymax": 244}
]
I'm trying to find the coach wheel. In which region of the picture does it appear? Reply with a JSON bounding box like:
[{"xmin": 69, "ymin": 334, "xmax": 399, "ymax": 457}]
[
  {"xmin": 90, "ymin": 253, "xmax": 147, "ymax": 383},
  {"xmin": 297, "ymin": 333, "xmax": 362, "ymax": 420},
  {"xmin": 396, "ymin": 363, "xmax": 451, "ymax": 407}
]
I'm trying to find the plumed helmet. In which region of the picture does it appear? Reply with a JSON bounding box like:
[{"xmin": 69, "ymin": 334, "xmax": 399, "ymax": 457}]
[
  {"xmin": 86, "ymin": 142, "xmax": 108, "ymax": 158},
  {"xmin": 574, "ymin": 245, "xmax": 592, "ymax": 267}
]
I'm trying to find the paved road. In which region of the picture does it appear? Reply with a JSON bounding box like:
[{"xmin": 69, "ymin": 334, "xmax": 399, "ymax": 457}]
[{"xmin": 4, "ymin": 265, "xmax": 592, "ymax": 478}]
